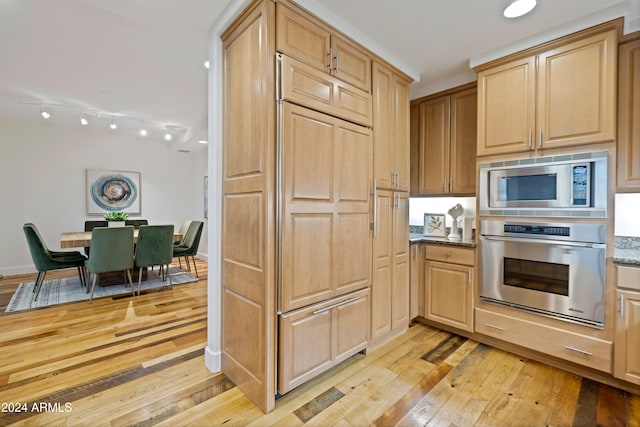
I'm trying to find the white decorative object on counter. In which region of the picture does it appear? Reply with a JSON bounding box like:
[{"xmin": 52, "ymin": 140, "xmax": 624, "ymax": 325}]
[
  {"xmin": 462, "ymin": 217, "xmax": 474, "ymax": 241},
  {"xmin": 447, "ymin": 203, "xmax": 464, "ymax": 241}
]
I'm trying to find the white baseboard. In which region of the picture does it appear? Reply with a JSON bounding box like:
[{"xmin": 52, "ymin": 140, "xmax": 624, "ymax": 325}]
[
  {"xmin": 196, "ymin": 252, "xmax": 208, "ymax": 262},
  {"xmin": 0, "ymin": 265, "xmax": 35, "ymax": 277}
]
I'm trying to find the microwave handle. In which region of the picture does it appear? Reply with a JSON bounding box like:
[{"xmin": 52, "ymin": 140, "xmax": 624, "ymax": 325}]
[{"xmin": 481, "ymin": 235, "xmax": 605, "ymax": 249}]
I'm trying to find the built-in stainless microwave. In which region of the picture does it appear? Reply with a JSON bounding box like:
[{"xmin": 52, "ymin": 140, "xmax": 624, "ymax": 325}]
[{"xmin": 479, "ymin": 151, "xmax": 607, "ymax": 218}]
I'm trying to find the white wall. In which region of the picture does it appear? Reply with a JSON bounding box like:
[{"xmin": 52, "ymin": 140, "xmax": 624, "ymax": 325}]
[
  {"xmin": 615, "ymin": 193, "xmax": 640, "ymax": 237},
  {"xmin": 0, "ymin": 116, "xmax": 207, "ymax": 276}
]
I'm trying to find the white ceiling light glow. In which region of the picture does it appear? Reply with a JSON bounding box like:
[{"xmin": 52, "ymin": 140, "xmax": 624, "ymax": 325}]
[
  {"xmin": 109, "ymin": 118, "xmax": 117, "ymax": 130},
  {"xmin": 198, "ymin": 140, "xmax": 208, "ymax": 144},
  {"xmin": 164, "ymin": 133, "xmax": 172, "ymax": 141},
  {"xmin": 40, "ymin": 106, "xmax": 50, "ymax": 119},
  {"xmin": 80, "ymin": 113, "xmax": 88, "ymax": 126},
  {"xmin": 504, "ymin": 0, "xmax": 537, "ymax": 18},
  {"xmin": 139, "ymin": 129, "xmax": 148, "ymax": 136}
]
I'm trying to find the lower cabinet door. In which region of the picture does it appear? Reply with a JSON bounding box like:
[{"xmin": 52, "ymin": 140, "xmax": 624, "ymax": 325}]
[
  {"xmin": 278, "ymin": 288, "xmax": 369, "ymax": 394},
  {"xmin": 425, "ymin": 260, "xmax": 474, "ymax": 332}
]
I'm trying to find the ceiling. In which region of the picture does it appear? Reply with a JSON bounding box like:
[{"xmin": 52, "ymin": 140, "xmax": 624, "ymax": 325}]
[{"xmin": 0, "ymin": 0, "xmax": 637, "ymax": 152}]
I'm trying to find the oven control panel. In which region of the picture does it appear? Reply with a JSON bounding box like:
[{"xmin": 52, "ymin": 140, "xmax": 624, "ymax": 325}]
[{"xmin": 504, "ymin": 224, "xmax": 570, "ymax": 237}]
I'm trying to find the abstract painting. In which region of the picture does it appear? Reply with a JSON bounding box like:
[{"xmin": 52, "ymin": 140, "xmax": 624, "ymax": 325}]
[
  {"xmin": 86, "ymin": 169, "xmax": 141, "ymax": 215},
  {"xmin": 424, "ymin": 213, "xmax": 445, "ymax": 237}
]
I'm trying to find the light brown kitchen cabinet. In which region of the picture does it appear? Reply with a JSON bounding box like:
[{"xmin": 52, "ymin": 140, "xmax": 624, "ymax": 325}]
[
  {"xmin": 276, "ymin": 3, "xmax": 371, "ymax": 92},
  {"xmin": 476, "ymin": 26, "xmax": 617, "ymax": 157},
  {"xmin": 424, "ymin": 245, "xmax": 474, "ymax": 332},
  {"xmin": 278, "ymin": 288, "xmax": 370, "ymax": 394},
  {"xmin": 371, "ymin": 190, "xmax": 409, "ymax": 344},
  {"xmin": 409, "ymin": 243, "xmax": 424, "ymax": 319},
  {"xmin": 617, "ymin": 37, "xmax": 640, "ymax": 191},
  {"xmin": 614, "ymin": 265, "xmax": 640, "ymax": 385},
  {"xmin": 279, "ymin": 102, "xmax": 372, "ymax": 312},
  {"xmin": 411, "ymin": 85, "xmax": 476, "ymax": 196},
  {"xmin": 373, "ymin": 61, "xmax": 411, "ymax": 191}
]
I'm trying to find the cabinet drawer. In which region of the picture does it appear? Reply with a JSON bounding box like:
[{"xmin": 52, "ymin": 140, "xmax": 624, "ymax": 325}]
[
  {"xmin": 278, "ymin": 288, "xmax": 369, "ymax": 394},
  {"xmin": 425, "ymin": 244, "xmax": 474, "ymax": 266},
  {"xmin": 280, "ymin": 54, "xmax": 372, "ymax": 127},
  {"xmin": 617, "ymin": 265, "xmax": 640, "ymax": 291},
  {"xmin": 475, "ymin": 308, "xmax": 612, "ymax": 373}
]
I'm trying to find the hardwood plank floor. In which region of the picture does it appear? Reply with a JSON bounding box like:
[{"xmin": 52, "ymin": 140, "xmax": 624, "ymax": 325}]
[{"xmin": 0, "ymin": 260, "xmax": 638, "ymax": 426}]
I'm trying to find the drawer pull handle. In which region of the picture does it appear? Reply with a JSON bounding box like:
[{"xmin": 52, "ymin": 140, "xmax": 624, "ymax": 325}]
[
  {"xmin": 485, "ymin": 323, "xmax": 504, "ymax": 331},
  {"xmin": 313, "ymin": 296, "xmax": 360, "ymax": 315},
  {"xmin": 565, "ymin": 345, "xmax": 592, "ymax": 356}
]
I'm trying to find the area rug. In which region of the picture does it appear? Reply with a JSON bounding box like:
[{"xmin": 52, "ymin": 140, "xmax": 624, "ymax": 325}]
[{"xmin": 5, "ymin": 266, "xmax": 198, "ymax": 313}]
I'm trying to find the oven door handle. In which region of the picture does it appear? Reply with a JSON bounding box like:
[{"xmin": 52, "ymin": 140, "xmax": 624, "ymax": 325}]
[{"xmin": 480, "ymin": 235, "xmax": 605, "ymax": 249}]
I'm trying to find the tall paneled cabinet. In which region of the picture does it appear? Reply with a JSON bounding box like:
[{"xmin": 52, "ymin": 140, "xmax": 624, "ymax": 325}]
[
  {"xmin": 221, "ymin": 0, "xmax": 411, "ymax": 413},
  {"xmin": 371, "ymin": 61, "xmax": 411, "ymax": 348}
]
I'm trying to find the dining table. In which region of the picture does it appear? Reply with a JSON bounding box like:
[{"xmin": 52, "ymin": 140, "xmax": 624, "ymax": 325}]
[{"xmin": 60, "ymin": 229, "xmax": 183, "ymax": 249}]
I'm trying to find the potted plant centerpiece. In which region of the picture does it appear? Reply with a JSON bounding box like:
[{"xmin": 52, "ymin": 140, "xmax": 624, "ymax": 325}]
[{"xmin": 104, "ymin": 211, "xmax": 128, "ymax": 227}]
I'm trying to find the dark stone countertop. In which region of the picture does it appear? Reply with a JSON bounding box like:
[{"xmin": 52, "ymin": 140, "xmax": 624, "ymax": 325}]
[
  {"xmin": 613, "ymin": 236, "xmax": 640, "ymax": 266},
  {"xmin": 409, "ymin": 233, "xmax": 476, "ymax": 248}
]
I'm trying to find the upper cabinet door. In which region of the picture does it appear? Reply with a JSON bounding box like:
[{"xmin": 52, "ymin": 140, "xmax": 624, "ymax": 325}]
[
  {"xmin": 372, "ymin": 63, "xmax": 394, "ymax": 189},
  {"xmin": 477, "ymin": 56, "xmax": 536, "ymax": 157},
  {"xmin": 537, "ymin": 30, "xmax": 617, "ymax": 150},
  {"xmin": 418, "ymin": 96, "xmax": 449, "ymax": 194},
  {"xmin": 276, "ymin": 4, "xmax": 331, "ymax": 72},
  {"xmin": 450, "ymin": 88, "xmax": 477, "ymax": 194},
  {"xmin": 393, "ymin": 74, "xmax": 411, "ymax": 191},
  {"xmin": 331, "ymin": 35, "xmax": 372, "ymax": 93},
  {"xmin": 276, "ymin": 4, "xmax": 371, "ymax": 93},
  {"xmin": 617, "ymin": 38, "xmax": 640, "ymax": 191}
]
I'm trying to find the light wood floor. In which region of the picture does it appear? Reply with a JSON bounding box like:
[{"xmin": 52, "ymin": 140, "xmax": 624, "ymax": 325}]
[{"xmin": 0, "ymin": 260, "xmax": 639, "ymax": 426}]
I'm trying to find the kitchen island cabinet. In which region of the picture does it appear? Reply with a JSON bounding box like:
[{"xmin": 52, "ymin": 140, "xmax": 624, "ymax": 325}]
[{"xmin": 475, "ymin": 22, "xmax": 619, "ymax": 157}]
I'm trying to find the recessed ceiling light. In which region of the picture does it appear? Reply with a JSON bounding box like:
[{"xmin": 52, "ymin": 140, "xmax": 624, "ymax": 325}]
[
  {"xmin": 198, "ymin": 140, "xmax": 208, "ymax": 144},
  {"xmin": 139, "ymin": 129, "xmax": 148, "ymax": 136},
  {"xmin": 504, "ymin": 0, "xmax": 536, "ymax": 18},
  {"xmin": 204, "ymin": 60, "xmax": 210, "ymax": 69},
  {"xmin": 164, "ymin": 133, "xmax": 172, "ymax": 141}
]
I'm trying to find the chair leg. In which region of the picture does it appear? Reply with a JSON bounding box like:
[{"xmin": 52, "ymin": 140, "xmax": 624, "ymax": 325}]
[
  {"xmin": 77, "ymin": 266, "xmax": 86, "ymax": 289},
  {"xmin": 167, "ymin": 264, "xmax": 173, "ymax": 286},
  {"xmin": 178, "ymin": 257, "xmax": 182, "ymax": 270},
  {"xmin": 32, "ymin": 271, "xmax": 44, "ymax": 294},
  {"xmin": 33, "ymin": 271, "xmax": 46, "ymax": 301},
  {"xmin": 185, "ymin": 256, "xmax": 191, "ymax": 272},
  {"xmin": 138, "ymin": 268, "xmax": 143, "ymax": 296},
  {"xmin": 89, "ymin": 273, "xmax": 98, "ymax": 303},
  {"xmin": 126, "ymin": 269, "xmax": 135, "ymax": 297},
  {"xmin": 191, "ymin": 256, "xmax": 199, "ymax": 278}
]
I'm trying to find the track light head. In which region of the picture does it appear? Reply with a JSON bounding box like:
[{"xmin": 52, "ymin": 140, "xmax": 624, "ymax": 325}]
[{"xmin": 80, "ymin": 115, "xmax": 88, "ymax": 126}]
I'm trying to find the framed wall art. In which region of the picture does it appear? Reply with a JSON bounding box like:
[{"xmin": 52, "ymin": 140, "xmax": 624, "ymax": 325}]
[
  {"xmin": 86, "ymin": 169, "xmax": 141, "ymax": 215},
  {"xmin": 424, "ymin": 213, "xmax": 445, "ymax": 237}
]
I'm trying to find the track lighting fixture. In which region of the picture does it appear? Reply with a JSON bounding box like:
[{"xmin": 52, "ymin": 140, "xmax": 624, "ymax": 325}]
[
  {"xmin": 40, "ymin": 106, "xmax": 50, "ymax": 119},
  {"xmin": 80, "ymin": 113, "xmax": 88, "ymax": 126},
  {"xmin": 109, "ymin": 118, "xmax": 117, "ymax": 130}
]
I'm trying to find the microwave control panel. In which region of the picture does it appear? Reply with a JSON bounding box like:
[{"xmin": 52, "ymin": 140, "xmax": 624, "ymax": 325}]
[{"xmin": 504, "ymin": 224, "xmax": 570, "ymax": 237}]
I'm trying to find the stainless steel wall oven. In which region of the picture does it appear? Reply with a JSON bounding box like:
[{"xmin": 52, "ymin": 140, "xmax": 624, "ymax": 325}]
[{"xmin": 479, "ymin": 220, "xmax": 607, "ymax": 329}]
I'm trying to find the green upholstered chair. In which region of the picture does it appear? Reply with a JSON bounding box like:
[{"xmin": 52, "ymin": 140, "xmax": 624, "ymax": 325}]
[
  {"xmin": 125, "ymin": 219, "xmax": 148, "ymax": 229},
  {"xmin": 134, "ymin": 225, "xmax": 174, "ymax": 295},
  {"xmin": 84, "ymin": 220, "xmax": 108, "ymax": 256},
  {"xmin": 174, "ymin": 220, "xmax": 191, "ymax": 246},
  {"xmin": 23, "ymin": 223, "xmax": 87, "ymax": 301},
  {"xmin": 85, "ymin": 226, "xmax": 135, "ymax": 303},
  {"xmin": 173, "ymin": 221, "xmax": 203, "ymax": 278}
]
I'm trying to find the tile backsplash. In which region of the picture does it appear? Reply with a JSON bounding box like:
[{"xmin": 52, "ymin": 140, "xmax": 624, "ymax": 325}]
[{"xmin": 409, "ymin": 197, "xmax": 476, "ymax": 230}]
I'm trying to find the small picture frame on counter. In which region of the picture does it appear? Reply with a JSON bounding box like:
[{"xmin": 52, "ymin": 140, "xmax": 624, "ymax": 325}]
[{"xmin": 424, "ymin": 213, "xmax": 446, "ymax": 237}]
